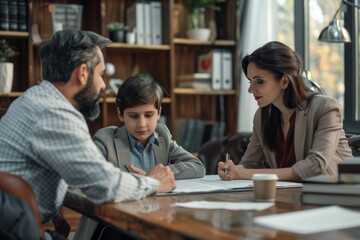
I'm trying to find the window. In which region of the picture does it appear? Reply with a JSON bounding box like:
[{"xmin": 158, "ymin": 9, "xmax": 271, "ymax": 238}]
[
  {"xmin": 309, "ymin": 0, "xmax": 345, "ymax": 109},
  {"xmin": 277, "ymin": 0, "xmax": 295, "ymax": 48}
]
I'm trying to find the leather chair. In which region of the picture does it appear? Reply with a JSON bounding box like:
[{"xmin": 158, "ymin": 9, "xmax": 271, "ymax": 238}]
[
  {"xmin": 198, "ymin": 132, "xmax": 252, "ymax": 175},
  {"xmin": 348, "ymin": 134, "xmax": 360, "ymax": 156},
  {"xmin": 198, "ymin": 132, "xmax": 360, "ymax": 175},
  {"xmin": 0, "ymin": 172, "xmax": 45, "ymax": 240}
]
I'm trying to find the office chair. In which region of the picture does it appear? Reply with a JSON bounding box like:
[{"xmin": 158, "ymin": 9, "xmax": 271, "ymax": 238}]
[{"xmin": 0, "ymin": 172, "xmax": 46, "ymax": 240}]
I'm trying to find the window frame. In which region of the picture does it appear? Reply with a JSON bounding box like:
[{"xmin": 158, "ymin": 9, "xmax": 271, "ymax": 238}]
[
  {"xmin": 295, "ymin": 0, "xmax": 360, "ymax": 134},
  {"xmin": 343, "ymin": 0, "xmax": 360, "ymax": 134}
]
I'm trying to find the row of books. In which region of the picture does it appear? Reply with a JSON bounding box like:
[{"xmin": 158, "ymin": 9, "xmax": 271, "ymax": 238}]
[
  {"xmin": 175, "ymin": 119, "xmax": 225, "ymax": 153},
  {"xmin": 301, "ymin": 157, "xmax": 360, "ymax": 207},
  {"xmin": 0, "ymin": 0, "xmax": 27, "ymax": 31},
  {"xmin": 126, "ymin": 1, "xmax": 162, "ymax": 45}
]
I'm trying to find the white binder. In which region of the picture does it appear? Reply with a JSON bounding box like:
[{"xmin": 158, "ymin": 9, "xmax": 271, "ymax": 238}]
[
  {"xmin": 211, "ymin": 50, "xmax": 222, "ymax": 90},
  {"xmin": 150, "ymin": 1, "xmax": 162, "ymax": 45},
  {"xmin": 221, "ymin": 50, "xmax": 233, "ymax": 90},
  {"xmin": 143, "ymin": 2, "xmax": 151, "ymax": 45}
]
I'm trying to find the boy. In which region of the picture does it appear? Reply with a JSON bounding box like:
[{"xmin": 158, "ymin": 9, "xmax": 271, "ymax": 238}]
[{"xmin": 94, "ymin": 74, "xmax": 205, "ymax": 179}]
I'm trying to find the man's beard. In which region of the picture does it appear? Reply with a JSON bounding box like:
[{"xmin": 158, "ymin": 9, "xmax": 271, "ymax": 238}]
[{"xmin": 74, "ymin": 73, "xmax": 103, "ymax": 121}]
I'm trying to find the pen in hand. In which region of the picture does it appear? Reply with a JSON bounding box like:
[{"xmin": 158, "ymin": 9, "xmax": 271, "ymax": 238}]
[{"xmin": 224, "ymin": 153, "xmax": 230, "ymax": 176}]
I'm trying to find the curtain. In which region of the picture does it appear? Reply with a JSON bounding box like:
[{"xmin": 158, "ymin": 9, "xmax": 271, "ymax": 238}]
[{"xmin": 237, "ymin": 0, "xmax": 278, "ymax": 132}]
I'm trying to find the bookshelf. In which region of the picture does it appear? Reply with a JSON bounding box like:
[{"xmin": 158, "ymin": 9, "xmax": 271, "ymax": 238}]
[{"xmin": 0, "ymin": 0, "xmax": 239, "ymax": 151}]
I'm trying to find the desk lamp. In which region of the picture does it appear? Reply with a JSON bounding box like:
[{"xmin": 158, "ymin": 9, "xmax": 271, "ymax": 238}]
[{"xmin": 318, "ymin": 0, "xmax": 360, "ymax": 43}]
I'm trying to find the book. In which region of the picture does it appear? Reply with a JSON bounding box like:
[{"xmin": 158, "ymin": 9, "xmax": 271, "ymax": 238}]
[
  {"xmin": 8, "ymin": 1, "xmax": 18, "ymax": 31},
  {"xmin": 0, "ymin": 0, "xmax": 9, "ymax": 31},
  {"xmin": 177, "ymin": 73, "xmax": 211, "ymax": 90},
  {"xmin": 177, "ymin": 81, "xmax": 211, "ymax": 90},
  {"xmin": 301, "ymin": 193, "xmax": 360, "ymax": 207},
  {"xmin": 190, "ymin": 120, "xmax": 205, "ymax": 153},
  {"xmin": 339, "ymin": 173, "xmax": 360, "ymax": 183},
  {"xmin": 301, "ymin": 182, "xmax": 360, "ymax": 207},
  {"xmin": 338, "ymin": 156, "xmax": 360, "ymax": 173},
  {"xmin": 302, "ymin": 183, "xmax": 360, "ymax": 194},
  {"xmin": 17, "ymin": 0, "xmax": 27, "ymax": 31}
]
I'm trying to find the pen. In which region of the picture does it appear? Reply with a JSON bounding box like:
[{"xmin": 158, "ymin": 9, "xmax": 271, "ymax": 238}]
[
  {"xmin": 124, "ymin": 165, "xmax": 131, "ymax": 172},
  {"xmin": 224, "ymin": 153, "xmax": 230, "ymax": 176}
]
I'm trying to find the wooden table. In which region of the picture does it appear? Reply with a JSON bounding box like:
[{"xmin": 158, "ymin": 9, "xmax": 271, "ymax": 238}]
[{"xmin": 64, "ymin": 188, "xmax": 360, "ymax": 240}]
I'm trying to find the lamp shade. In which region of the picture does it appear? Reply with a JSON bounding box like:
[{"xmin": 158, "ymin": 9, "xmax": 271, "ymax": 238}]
[{"xmin": 318, "ymin": 19, "xmax": 351, "ymax": 43}]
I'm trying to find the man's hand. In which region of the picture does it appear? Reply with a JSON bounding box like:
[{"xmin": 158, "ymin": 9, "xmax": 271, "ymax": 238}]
[
  {"xmin": 147, "ymin": 164, "xmax": 176, "ymax": 193},
  {"xmin": 129, "ymin": 165, "xmax": 146, "ymax": 175}
]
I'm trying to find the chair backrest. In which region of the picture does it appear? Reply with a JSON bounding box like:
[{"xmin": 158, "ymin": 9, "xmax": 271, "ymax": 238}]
[
  {"xmin": 0, "ymin": 172, "xmax": 45, "ymax": 240},
  {"xmin": 198, "ymin": 132, "xmax": 252, "ymax": 174},
  {"xmin": 348, "ymin": 134, "xmax": 360, "ymax": 156}
]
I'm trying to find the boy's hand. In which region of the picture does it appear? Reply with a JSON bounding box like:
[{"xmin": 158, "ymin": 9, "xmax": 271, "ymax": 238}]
[
  {"xmin": 129, "ymin": 165, "xmax": 146, "ymax": 175},
  {"xmin": 147, "ymin": 164, "xmax": 176, "ymax": 193}
]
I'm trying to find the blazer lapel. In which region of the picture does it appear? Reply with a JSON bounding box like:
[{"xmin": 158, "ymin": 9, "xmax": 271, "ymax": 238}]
[
  {"xmin": 114, "ymin": 127, "xmax": 132, "ymax": 171},
  {"xmin": 153, "ymin": 135, "xmax": 168, "ymax": 165},
  {"xmin": 294, "ymin": 107, "xmax": 308, "ymax": 161}
]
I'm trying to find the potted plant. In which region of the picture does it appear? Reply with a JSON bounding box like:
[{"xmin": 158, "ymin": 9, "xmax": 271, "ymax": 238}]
[
  {"xmin": 0, "ymin": 39, "xmax": 18, "ymax": 94},
  {"xmin": 107, "ymin": 22, "xmax": 128, "ymax": 43},
  {"xmin": 183, "ymin": 0, "xmax": 225, "ymax": 41}
]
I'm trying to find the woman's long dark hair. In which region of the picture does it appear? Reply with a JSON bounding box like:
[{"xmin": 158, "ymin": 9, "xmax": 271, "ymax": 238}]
[{"xmin": 242, "ymin": 41, "xmax": 311, "ymax": 151}]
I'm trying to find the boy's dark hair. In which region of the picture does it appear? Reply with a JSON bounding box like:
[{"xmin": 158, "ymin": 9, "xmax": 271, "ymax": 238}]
[{"xmin": 116, "ymin": 74, "xmax": 163, "ymax": 113}]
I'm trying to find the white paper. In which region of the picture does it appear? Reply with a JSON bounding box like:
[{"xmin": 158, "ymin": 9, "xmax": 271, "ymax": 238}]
[
  {"xmin": 173, "ymin": 201, "xmax": 274, "ymax": 211},
  {"xmin": 254, "ymin": 205, "xmax": 360, "ymax": 234},
  {"xmin": 157, "ymin": 175, "xmax": 302, "ymax": 195}
]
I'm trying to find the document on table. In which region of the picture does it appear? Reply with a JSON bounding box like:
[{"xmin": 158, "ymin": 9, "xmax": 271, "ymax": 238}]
[
  {"xmin": 253, "ymin": 205, "xmax": 360, "ymax": 234},
  {"xmin": 173, "ymin": 201, "xmax": 274, "ymax": 211},
  {"xmin": 157, "ymin": 175, "xmax": 302, "ymax": 195}
]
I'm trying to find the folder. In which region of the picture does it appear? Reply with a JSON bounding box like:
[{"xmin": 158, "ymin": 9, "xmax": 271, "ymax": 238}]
[
  {"xmin": 150, "ymin": 1, "xmax": 162, "ymax": 45},
  {"xmin": 221, "ymin": 50, "xmax": 233, "ymax": 90}
]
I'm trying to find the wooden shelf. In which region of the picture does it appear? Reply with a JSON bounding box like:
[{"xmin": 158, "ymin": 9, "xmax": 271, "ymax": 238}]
[
  {"xmin": 107, "ymin": 43, "xmax": 170, "ymax": 51},
  {"xmin": 101, "ymin": 96, "xmax": 171, "ymax": 104},
  {"xmin": 173, "ymin": 88, "xmax": 237, "ymax": 95},
  {"xmin": 0, "ymin": 92, "xmax": 23, "ymax": 97},
  {"xmin": 173, "ymin": 38, "xmax": 236, "ymax": 46},
  {"xmin": 0, "ymin": 31, "xmax": 29, "ymax": 37}
]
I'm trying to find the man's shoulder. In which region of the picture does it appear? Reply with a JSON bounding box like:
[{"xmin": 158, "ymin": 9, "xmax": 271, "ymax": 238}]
[{"xmin": 94, "ymin": 126, "xmax": 121, "ymax": 139}]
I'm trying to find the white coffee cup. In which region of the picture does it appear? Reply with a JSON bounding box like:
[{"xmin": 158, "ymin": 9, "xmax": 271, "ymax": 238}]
[{"xmin": 252, "ymin": 174, "xmax": 278, "ymax": 201}]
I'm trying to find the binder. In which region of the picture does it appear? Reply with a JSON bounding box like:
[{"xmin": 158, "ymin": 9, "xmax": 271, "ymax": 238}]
[
  {"xmin": 150, "ymin": 1, "xmax": 162, "ymax": 45},
  {"xmin": 198, "ymin": 49, "xmax": 222, "ymax": 90},
  {"xmin": 143, "ymin": 1, "xmax": 151, "ymax": 45},
  {"xmin": 221, "ymin": 50, "xmax": 233, "ymax": 90}
]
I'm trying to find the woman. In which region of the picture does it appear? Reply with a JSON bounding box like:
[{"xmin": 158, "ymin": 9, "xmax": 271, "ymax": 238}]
[{"xmin": 218, "ymin": 41, "xmax": 352, "ymax": 181}]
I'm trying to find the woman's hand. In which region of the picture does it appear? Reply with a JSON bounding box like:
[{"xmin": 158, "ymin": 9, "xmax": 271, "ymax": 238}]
[{"xmin": 217, "ymin": 159, "xmax": 237, "ymax": 181}]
